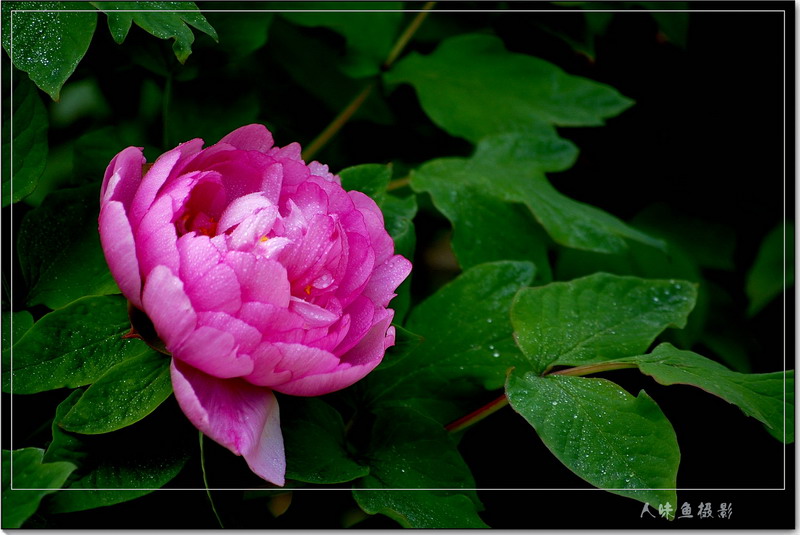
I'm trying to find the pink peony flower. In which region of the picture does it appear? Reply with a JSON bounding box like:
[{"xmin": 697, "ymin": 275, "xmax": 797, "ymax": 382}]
[{"xmin": 98, "ymin": 124, "xmax": 412, "ymax": 485}]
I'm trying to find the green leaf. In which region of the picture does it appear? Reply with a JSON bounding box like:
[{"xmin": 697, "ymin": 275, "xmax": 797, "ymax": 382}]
[
  {"xmin": 612, "ymin": 343, "xmax": 794, "ymax": 443},
  {"xmin": 2, "ymin": 295, "xmax": 150, "ymax": 394},
  {"xmin": 281, "ymin": 397, "xmax": 369, "ymax": 484},
  {"xmin": 415, "ymin": 179, "xmax": 553, "ymax": 279},
  {"xmin": 339, "ymin": 163, "xmax": 391, "ymax": 203},
  {"xmin": 19, "ymin": 183, "xmax": 119, "ymax": 309},
  {"xmin": 746, "ymin": 221, "xmax": 794, "ymax": 316},
  {"xmin": 381, "ymin": 194, "xmax": 416, "ymax": 323},
  {"xmin": 1, "ymin": 74, "xmax": 48, "ymax": 206},
  {"xmin": 385, "ymin": 33, "xmax": 634, "ymax": 142},
  {"xmin": 1, "ymin": 310, "xmax": 33, "ymax": 352},
  {"xmin": 412, "ymin": 133, "xmax": 664, "ymax": 255},
  {"xmin": 59, "ymin": 350, "xmax": 172, "ymax": 434},
  {"xmin": 205, "ymin": 11, "xmax": 272, "ymax": 56},
  {"xmin": 268, "ymin": 17, "xmax": 394, "ymax": 125},
  {"xmin": 355, "ymin": 489, "xmax": 488, "ymax": 529},
  {"xmin": 506, "ymin": 372, "xmax": 679, "ymax": 510},
  {"xmin": 43, "ymin": 391, "xmax": 89, "ymax": 467},
  {"xmin": 2, "ymin": 448, "xmax": 75, "ymax": 528},
  {"xmin": 364, "ymin": 261, "xmax": 535, "ymax": 423},
  {"xmin": 91, "ymin": 1, "xmax": 217, "ymax": 64},
  {"xmin": 1, "ymin": 2, "xmax": 97, "ymax": 100},
  {"xmin": 353, "ymin": 407, "xmax": 487, "ymax": 528},
  {"xmin": 554, "ymin": 235, "xmax": 709, "ymax": 349},
  {"xmin": 381, "ymin": 194, "xmax": 416, "ymax": 260},
  {"xmin": 279, "ymin": 2, "xmax": 403, "ymax": 77},
  {"xmin": 43, "ymin": 390, "xmax": 190, "ymax": 513},
  {"xmin": 637, "ymin": 2, "xmax": 689, "ymax": 47},
  {"xmin": 511, "ymin": 273, "xmax": 697, "ymax": 374}
]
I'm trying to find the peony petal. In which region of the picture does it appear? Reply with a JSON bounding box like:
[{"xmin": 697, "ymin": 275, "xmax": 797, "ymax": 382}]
[
  {"xmin": 274, "ymin": 311, "xmax": 393, "ymax": 396},
  {"xmin": 218, "ymin": 124, "xmax": 274, "ymax": 153},
  {"xmin": 238, "ymin": 301, "xmax": 304, "ymax": 333},
  {"xmin": 227, "ymin": 205, "xmax": 279, "ymax": 251},
  {"xmin": 177, "ymin": 233, "xmax": 223, "ymax": 285},
  {"xmin": 217, "ymin": 192, "xmax": 276, "ymax": 234},
  {"xmin": 141, "ymin": 265, "xmax": 197, "ymax": 349},
  {"xmin": 170, "ymin": 359, "xmax": 285, "ymax": 485},
  {"xmin": 226, "ymin": 252, "xmax": 291, "ymax": 308},
  {"xmin": 350, "ymin": 191, "xmax": 394, "ymax": 265},
  {"xmin": 362, "ymin": 255, "xmax": 413, "ymax": 308},
  {"xmin": 289, "ymin": 297, "xmax": 339, "ymax": 328},
  {"xmin": 332, "ymin": 295, "xmax": 374, "ymax": 356},
  {"xmin": 129, "ymin": 148, "xmax": 182, "ymax": 230},
  {"xmin": 335, "ymin": 233, "xmax": 374, "ymax": 307},
  {"xmin": 134, "ymin": 195, "xmax": 181, "ymax": 278},
  {"xmin": 268, "ymin": 141, "xmax": 301, "ymax": 161},
  {"xmin": 246, "ymin": 342, "xmax": 340, "ymax": 388},
  {"xmin": 273, "ymin": 361, "xmax": 380, "ymax": 397},
  {"xmin": 101, "ymin": 146, "xmax": 145, "ymax": 208},
  {"xmin": 204, "ymin": 151, "xmax": 282, "ymax": 202},
  {"xmin": 98, "ymin": 200, "xmax": 143, "ymax": 308},
  {"xmin": 293, "ymin": 181, "xmax": 329, "ymax": 220},
  {"xmin": 185, "ymin": 263, "xmax": 242, "ymax": 314},
  {"xmin": 284, "ymin": 214, "xmax": 336, "ymax": 285},
  {"xmin": 172, "ymin": 325, "xmax": 253, "ymax": 378},
  {"xmin": 198, "ymin": 311, "xmax": 263, "ymax": 354},
  {"xmin": 340, "ymin": 308, "xmax": 394, "ymax": 366}
]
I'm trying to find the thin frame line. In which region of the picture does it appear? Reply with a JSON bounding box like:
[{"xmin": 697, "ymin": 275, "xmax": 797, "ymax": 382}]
[{"xmin": 5, "ymin": 6, "xmax": 790, "ymax": 496}]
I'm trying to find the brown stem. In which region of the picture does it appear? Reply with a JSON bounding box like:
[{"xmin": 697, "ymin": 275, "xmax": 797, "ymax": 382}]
[
  {"xmin": 547, "ymin": 361, "xmax": 639, "ymax": 377},
  {"xmin": 443, "ymin": 361, "xmax": 639, "ymax": 433},
  {"xmin": 386, "ymin": 176, "xmax": 411, "ymax": 191},
  {"xmin": 301, "ymin": 82, "xmax": 376, "ymax": 162},
  {"xmin": 300, "ymin": 2, "xmax": 437, "ymax": 162},
  {"xmin": 383, "ymin": 1, "xmax": 437, "ymax": 70}
]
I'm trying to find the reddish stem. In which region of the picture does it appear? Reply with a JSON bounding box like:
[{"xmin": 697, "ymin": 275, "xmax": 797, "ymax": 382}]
[{"xmin": 445, "ymin": 394, "xmax": 509, "ymax": 433}]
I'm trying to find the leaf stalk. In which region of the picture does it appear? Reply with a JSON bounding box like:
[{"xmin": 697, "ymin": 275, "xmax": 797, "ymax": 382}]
[{"xmin": 301, "ymin": 2, "xmax": 437, "ymax": 161}]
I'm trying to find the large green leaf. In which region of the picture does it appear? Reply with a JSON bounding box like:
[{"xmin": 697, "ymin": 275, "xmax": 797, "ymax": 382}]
[
  {"xmin": 281, "ymin": 397, "xmax": 369, "ymax": 484},
  {"xmin": 506, "ymin": 372, "xmax": 678, "ymax": 510},
  {"xmin": 353, "ymin": 407, "xmax": 487, "ymax": 528},
  {"xmin": 91, "ymin": 1, "xmax": 217, "ymax": 64},
  {"xmin": 364, "ymin": 261, "xmax": 535, "ymax": 423},
  {"xmin": 279, "ymin": 2, "xmax": 403, "ymax": 77},
  {"xmin": 412, "ymin": 133, "xmax": 664, "ymax": 255},
  {"xmin": 746, "ymin": 221, "xmax": 794, "ymax": 316},
  {"xmin": 415, "ymin": 178, "xmax": 553, "ymax": 280},
  {"xmin": 19, "ymin": 183, "xmax": 119, "ymax": 309},
  {"xmin": 60, "ymin": 350, "xmax": 172, "ymax": 434},
  {"xmin": 2, "ymin": 448, "xmax": 75, "ymax": 528},
  {"xmin": 339, "ymin": 163, "xmax": 392, "ymax": 204},
  {"xmin": 511, "ymin": 273, "xmax": 697, "ymax": 374},
  {"xmin": 409, "ymin": 119, "xmax": 568, "ymax": 278},
  {"xmin": 1, "ymin": 74, "xmax": 48, "ymax": 206},
  {"xmin": 1, "ymin": 310, "xmax": 33, "ymax": 352},
  {"xmin": 613, "ymin": 343, "xmax": 794, "ymax": 443},
  {"xmin": 2, "ymin": 295, "xmax": 149, "ymax": 394},
  {"xmin": 205, "ymin": 10, "xmax": 272, "ymax": 56},
  {"xmin": 1, "ymin": 2, "xmax": 97, "ymax": 100},
  {"xmin": 43, "ymin": 390, "xmax": 190, "ymax": 513},
  {"xmin": 554, "ymin": 236, "xmax": 709, "ymax": 350},
  {"xmin": 385, "ymin": 33, "xmax": 634, "ymax": 142}
]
